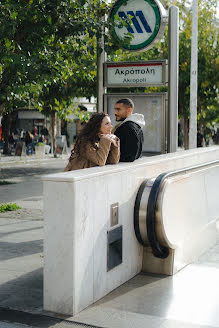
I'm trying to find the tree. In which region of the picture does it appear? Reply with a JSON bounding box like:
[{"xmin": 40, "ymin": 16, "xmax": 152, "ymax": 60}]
[
  {"xmin": 0, "ymin": 0, "xmax": 111, "ymax": 153},
  {"xmin": 0, "ymin": 0, "xmax": 106, "ymax": 111}
]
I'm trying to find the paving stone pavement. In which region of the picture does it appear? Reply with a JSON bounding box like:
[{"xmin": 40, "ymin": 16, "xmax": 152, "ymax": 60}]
[
  {"xmin": 0, "ymin": 198, "xmax": 43, "ymax": 221},
  {"xmin": 0, "ymin": 156, "xmax": 219, "ymax": 328}
]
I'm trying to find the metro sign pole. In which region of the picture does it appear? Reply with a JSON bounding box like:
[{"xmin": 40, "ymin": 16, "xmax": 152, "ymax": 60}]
[
  {"xmin": 168, "ymin": 6, "xmax": 179, "ymax": 153},
  {"xmin": 97, "ymin": 18, "xmax": 106, "ymax": 113},
  {"xmin": 189, "ymin": 0, "xmax": 198, "ymax": 149}
]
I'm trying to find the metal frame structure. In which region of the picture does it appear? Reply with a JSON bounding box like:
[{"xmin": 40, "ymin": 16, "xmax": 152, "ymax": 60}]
[{"xmin": 104, "ymin": 92, "xmax": 168, "ymax": 154}]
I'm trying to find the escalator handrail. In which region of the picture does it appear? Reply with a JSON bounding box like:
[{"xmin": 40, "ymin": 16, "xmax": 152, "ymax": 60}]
[
  {"xmin": 141, "ymin": 160, "xmax": 219, "ymax": 259},
  {"xmin": 134, "ymin": 180, "xmax": 148, "ymax": 247}
]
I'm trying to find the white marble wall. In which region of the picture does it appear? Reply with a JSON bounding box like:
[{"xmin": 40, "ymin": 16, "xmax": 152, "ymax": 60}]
[{"xmin": 43, "ymin": 146, "xmax": 219, "ymax": 316}]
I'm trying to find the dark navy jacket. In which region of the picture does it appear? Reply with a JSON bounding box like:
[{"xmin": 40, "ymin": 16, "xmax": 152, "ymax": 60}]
[{"xmin": 114, "ymin": 120, "xmax": 144, "ymax": 162}]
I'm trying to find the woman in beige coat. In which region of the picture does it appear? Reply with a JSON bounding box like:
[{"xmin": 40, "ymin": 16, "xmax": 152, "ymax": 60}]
[{"xmin": 64, "ymin": 113, "xmax": 120, "ymax": 171}]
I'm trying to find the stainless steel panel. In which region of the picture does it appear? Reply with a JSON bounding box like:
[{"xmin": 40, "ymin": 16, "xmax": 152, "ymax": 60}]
[{"xmin": 111, "ymin": 202, "xmax": 119, "ymax": 227}]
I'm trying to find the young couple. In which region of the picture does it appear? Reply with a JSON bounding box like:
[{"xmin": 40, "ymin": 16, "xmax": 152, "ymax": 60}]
[{"xmin": 64, "ymin": 98, "xmax": 145, "ymax": 172}]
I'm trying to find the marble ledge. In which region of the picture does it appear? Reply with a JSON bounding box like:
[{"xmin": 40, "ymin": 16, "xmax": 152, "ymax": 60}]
[{"xmin": 42, "ymin": 146, "xmax": 219, "ymax": 183}]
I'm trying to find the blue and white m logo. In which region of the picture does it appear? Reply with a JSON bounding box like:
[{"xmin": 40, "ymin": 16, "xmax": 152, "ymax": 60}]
[{"xmin": 118, "ymin": 10, "xmax": 152, "ymax": 34}]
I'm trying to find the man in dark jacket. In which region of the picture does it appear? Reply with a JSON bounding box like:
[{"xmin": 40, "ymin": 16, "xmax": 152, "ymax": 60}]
[{"xmin": 113, "ymin": 98, "xmax": 145, "ymax": 162}]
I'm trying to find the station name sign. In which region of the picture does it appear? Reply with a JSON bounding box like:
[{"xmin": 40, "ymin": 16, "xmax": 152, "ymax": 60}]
[{"xmin": 104, "ymin": 60, "xmax": 167, "ymax": 87}]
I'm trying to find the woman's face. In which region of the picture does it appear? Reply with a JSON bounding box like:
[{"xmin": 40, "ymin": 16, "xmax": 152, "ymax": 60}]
[{"xmin": 99, "ymin": 116, "xmax": 112, "ymax": 135}]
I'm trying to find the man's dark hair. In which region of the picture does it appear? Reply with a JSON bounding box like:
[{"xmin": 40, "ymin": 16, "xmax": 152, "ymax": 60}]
[{"xmin": 116, "ymin": 98, "xmax": 134, "ymax": 109}]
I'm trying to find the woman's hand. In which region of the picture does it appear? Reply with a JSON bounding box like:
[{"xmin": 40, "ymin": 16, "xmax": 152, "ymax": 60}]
[
  {"xmin": 100, "ymin": 134, "xmax": 119, "ymax": 147},
  {"xmin": 110, "ymin": 134, "xmax": 119, "ymax": 147}
]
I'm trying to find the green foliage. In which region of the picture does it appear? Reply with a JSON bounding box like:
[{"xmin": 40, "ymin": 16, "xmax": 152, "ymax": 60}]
[
  {"xmin": 0, "ymin": 203, "xmax": 21, "ymax": 213},
  {"xmin": 60, "ymin": 101, "xmax": 92, "ymax": 123},
  {"xmin": 73, "ymin": 109, "xmax": 92, "ymax": 123},
  {"xmin": 35, "ymin": 142, "xmax": 44, "ymax": 147},
  {"xmin": 52, "ymin": 99, "xmax": 92, "ymax": 122},
  {"xmin": 0, "ymin": 0, "xmax": 111, "ymax": 114},
  {"xmin": 0, "ymin": 180, "xmax": 15, "ymax": 185}
]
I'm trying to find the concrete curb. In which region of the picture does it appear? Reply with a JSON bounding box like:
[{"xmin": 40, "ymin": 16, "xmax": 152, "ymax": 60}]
[{"xmin": 0, "ymin": 154, "xmax": 69, "ymax": 168}]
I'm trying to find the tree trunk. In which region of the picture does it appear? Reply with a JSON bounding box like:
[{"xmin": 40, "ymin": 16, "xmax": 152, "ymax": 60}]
[
  {"xmin": 50, "ymin": 111, "xmax": 57, "ymax": 157},
  {"xmin": 2, "ymin": 113, "xmax": 12, "ymax": 155},
  {"xmin": 0, "ymin": 103, "xmax": 5, "ymax": 117},
  {"xmin": 56, "ymin": 116, "xmax": 61, "ymax": 136}
]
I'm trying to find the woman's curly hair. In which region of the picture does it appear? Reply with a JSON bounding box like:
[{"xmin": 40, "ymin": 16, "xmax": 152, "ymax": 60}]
[{"xmin": 71, "ymin": 112, "xmax": 109, "ymax": 158}]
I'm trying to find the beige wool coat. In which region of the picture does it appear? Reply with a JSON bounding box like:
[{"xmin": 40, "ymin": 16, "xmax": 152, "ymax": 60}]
[{"xmin": 64, "ymin": 137, "xmax": 120, "ymax": 172}]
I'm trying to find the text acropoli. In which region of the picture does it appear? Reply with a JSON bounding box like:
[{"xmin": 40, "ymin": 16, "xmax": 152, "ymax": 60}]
[{"xmin": 123, "ymin": 78, "xmax": 147, "ymax": 83}]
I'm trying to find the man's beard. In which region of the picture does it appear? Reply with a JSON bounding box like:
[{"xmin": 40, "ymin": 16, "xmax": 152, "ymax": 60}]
[{"xmin": 116, "ymin": 117, "xmax": 126, "ymax": 122}]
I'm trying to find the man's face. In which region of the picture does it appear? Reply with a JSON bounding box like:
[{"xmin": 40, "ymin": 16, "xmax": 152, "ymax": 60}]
[{"xmin": 114, "ymin": 103, "xmax": 132, "ymax": 121}]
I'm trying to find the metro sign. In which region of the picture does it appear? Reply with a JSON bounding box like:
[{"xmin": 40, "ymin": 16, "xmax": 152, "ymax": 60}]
[{"xmin": 110, "ymin": 0, "xmax": 168, "ymax": 51}]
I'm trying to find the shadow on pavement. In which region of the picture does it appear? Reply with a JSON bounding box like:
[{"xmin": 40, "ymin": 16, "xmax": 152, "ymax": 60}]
[
  {"xmin": 0, "ymin": 268, "xmax": 43, "ymax": 313},
  {"xmin": 0, "ymin": 226, "xmax": 42, "ymax": 238},
  {"xmin": 0, "ymin": 239, "xmax": 43, "ymax": 261}
]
